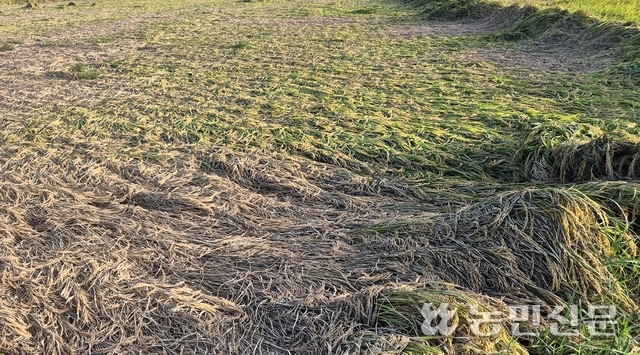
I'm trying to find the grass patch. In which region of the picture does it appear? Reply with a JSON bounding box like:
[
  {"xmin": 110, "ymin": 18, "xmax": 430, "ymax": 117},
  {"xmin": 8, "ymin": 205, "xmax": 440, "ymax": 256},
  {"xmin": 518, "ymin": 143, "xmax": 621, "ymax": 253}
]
[
  {"xmin": 498, "ymin": 0, "xmax": 640, "ymax": 24},
  {"xmin": 37, "ymin": 39, "xmax": 74, "ymax": 47},
  {"xmin": 405, "ymin": 0, "xmax": 500, "ymax": 20},
  {"xmin": 70, "ymin": 63, "xmax": 102, "ymax": 79},
  {"xmin": 0, "ymin": 42, "xmax": 15, "ymax": 51},
  {"xmin": 348, "ymin": 6, "xmax": 382, "ymax": 14},
  {"xmin": 493, "ymin": 7, "xmax": 584, "ymax": 41}
]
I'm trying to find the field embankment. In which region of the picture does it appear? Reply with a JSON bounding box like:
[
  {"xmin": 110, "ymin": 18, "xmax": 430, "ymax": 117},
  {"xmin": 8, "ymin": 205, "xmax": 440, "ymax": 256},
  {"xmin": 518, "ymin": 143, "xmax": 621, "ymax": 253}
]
[{"xmin": 405, "ymin": 0, "xmax": 640, "ymax": 82}]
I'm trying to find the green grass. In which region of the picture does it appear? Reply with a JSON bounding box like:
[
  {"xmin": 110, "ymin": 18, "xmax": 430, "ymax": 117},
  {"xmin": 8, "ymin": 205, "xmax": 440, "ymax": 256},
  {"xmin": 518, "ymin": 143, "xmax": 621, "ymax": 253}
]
[
  {"xmin": 499, "ymin": 0, "xmax": 640, "ymax": 24},
  {"xmin": 0, "ymin": 43, "xmax": 15, "ymax": 51},
  {"xmin": 6, "ymin": 0, "xmax": 637, "ymax": 181},
  {"xmin": 14, "ymin": 18, "xmax": 639, "ymax": 181},
  {"xmin": 70, "ymin": 63, "xmax": 102, "ymax": 80}
]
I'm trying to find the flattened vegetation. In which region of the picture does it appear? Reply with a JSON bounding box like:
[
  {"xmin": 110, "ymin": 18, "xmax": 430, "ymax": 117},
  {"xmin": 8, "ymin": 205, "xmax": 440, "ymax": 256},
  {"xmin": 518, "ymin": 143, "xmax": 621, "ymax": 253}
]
[{"xmin": 0, "ymin": 0, "xmax": 638, "ymax": 354}]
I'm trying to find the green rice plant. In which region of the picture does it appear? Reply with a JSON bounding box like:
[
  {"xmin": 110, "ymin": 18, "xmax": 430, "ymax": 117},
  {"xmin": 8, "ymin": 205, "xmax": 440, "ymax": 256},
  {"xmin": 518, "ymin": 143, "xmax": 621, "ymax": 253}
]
[
  {"xmin": 515, "ymin": 123, "xmax": 640, "ymax": 183},
  {"xmin": 0, "ymin": 43, "xmax": 15, "ymax": 51},
  {"xmin": 404, "ymin": 0, "xmax": 499, "ymax": 20},
  {"xmin": 70, "ymin": 63, "xmax": 102, "ymax": 80},
  {"xmin": 573, "ymin": 181, "xmax": 640, "ymax": 301},
  {"xmin": 348, "ymin": 6, "xmax": 381, "ymax": 14},
  {"xmin": 534, "ymin": 312, "xmax": 638, "ymax": 354},
  {"xmin": 493, "ymin": 7, "xmax": 577, "ymax": 41}
]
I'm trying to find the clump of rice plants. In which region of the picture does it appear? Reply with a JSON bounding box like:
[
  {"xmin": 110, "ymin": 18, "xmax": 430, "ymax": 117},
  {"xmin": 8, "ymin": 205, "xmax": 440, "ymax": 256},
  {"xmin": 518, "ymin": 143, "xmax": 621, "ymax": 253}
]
[
  {"xmin": 371, "ymin": 186, "xmax": 639, "ymax": 354},
  {"xmin": 358, "ymin": 187, "xmax": 638, "ymax": 310},
  {"xmin": 493, "ymin": 7, "xmax": 579, "ymax": 41},
  {"xmin": 516, "ymin": 123, "xmax": 640, "ymax": 182},
  {"xmin": 23, "ymin": 0, "xmax": 37, "ymax": 8},
  {"xmin": 70, "ymin": 63, "xmax": 102, "ymax": 80},
  {"xmin": 404, "ymin": 0, "xmax": 499, "ymax": 20},
  {"xmin": 0, "ymin": 42, "xmax": 15, "ymax": 51}
]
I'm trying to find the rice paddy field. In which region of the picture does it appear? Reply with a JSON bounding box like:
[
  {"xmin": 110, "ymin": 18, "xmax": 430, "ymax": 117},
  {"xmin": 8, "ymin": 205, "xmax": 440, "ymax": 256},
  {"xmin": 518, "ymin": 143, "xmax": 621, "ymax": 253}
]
[{"xmin": 0, "ymin": 0, "xmax": 639, "ymax": 353}]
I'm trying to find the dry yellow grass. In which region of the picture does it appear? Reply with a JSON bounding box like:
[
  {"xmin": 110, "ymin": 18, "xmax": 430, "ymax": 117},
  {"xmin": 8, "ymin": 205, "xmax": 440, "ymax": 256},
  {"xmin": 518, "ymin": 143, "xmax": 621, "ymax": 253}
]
[{"xmin": 0, "ymin": 0, "xmax": 639, "ymax": 353}]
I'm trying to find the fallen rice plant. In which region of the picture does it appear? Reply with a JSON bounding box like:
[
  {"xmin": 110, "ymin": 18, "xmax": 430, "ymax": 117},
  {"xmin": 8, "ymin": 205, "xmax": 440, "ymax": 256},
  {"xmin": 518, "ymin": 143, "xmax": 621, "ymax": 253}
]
[
  {"xmin": 0, "ymin": 0, "xmax": 639, "ymax": 353},
  {"xmin": 2, "ymin": 144, "xmax": 637, "ymax": 353},
  {"xmin": 517, "ymin": 123, "xmax": 640, "ymax": 182}
]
